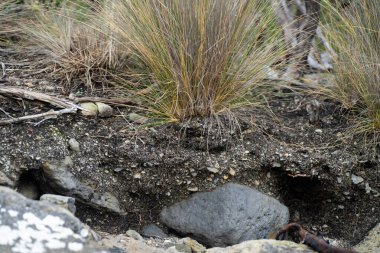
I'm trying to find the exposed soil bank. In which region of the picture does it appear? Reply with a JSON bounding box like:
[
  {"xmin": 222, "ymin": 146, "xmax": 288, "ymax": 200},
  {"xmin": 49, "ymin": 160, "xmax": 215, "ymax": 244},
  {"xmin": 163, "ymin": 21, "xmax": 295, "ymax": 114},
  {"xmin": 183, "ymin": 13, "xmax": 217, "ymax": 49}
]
[{"xmin": 1, "ymin": 86, "xmax": 379, "ymax": 247}]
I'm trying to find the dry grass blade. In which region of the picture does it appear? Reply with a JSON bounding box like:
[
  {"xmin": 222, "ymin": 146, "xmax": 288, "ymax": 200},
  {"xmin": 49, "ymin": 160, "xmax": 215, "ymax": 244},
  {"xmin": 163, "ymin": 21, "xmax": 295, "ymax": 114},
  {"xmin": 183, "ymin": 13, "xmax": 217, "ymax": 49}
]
[
  {"xmin": 102, "ymin": 0, "xmax": 285, "ymax": 122},
  {"xmin": 319, "ymin": 0, "xmax": 380, "ymax": 144},
  {"xmin": 0, "ymin": 0, "xmax": 26, "ymax": 44},
  {"xmin": 23, "ymin": 2, "xmax": 130, "ymax": 93}
]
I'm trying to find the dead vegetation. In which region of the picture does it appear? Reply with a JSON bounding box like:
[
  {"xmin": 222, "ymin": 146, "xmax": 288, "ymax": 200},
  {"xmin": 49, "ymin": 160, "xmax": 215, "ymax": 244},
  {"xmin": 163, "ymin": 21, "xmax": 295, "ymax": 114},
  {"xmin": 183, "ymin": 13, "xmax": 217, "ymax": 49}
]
[
  {"xmin": 23, "ymin": 2, "xmax": 130, "ymax": 93},
  {"xmin": 319, "ymin": 0, "xmax": 380, "ymax": 144},
  {"xmin": 0, "ymin": 0, "xmax": 379, "ymax": 145}
]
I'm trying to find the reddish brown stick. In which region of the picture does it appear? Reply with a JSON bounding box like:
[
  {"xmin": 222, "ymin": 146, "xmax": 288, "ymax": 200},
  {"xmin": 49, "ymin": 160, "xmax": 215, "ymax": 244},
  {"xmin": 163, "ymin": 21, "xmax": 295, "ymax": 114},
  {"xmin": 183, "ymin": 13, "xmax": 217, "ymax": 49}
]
[{"xmin": 276, "ymin": 223, "xmax": 359, "ymax": 253}]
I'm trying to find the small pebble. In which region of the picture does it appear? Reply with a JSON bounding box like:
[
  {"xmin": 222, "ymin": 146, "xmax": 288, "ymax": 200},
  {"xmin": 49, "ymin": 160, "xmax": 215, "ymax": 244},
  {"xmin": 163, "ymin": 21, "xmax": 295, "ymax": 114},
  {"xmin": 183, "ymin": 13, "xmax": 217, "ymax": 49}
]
[
  {"xmin": 96, "ymin": 102, "xmax": 113, "ymax": 118},
  {"xmin": 126, "ymin": 229, "xmax": 144, "ymax": 241},
  {"xmin": 68, "ymin": 138, "xmax": 80, "ymax": 152},
  {"xmin": 351, "ymin": 174, "xmax": 364, "ymax": 185},
  {"xmin": 188, "ymin": 187, "xmax": 198, "ymax": 192},
  {"xmin": 80, "ymin": 102, "xmax": 98, "ymax": 116},
  {"xmin": 133, "ymin": 173, "xmax": 142, "ymax": 179},
  {"xmin": 207, "ymin": 167, "xmax": 219, "ymax": 173}
]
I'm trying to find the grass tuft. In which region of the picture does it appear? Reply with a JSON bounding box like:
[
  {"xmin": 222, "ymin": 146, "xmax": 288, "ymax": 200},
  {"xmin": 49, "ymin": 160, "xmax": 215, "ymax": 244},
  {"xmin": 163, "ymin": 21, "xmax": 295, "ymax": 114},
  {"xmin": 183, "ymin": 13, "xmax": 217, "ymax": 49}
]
[
  {"xmin": 320, "ymin": 0, "xmax": 380, "ymax": 143},
  {"xmin": 102, "ymin": 0, "xmax": 285, "ymax": 122},
  {"xmin": 24, "ymin": 2, "xmax": 130, "ymax": 93},
  {"xmin": 0, "ymin": 0, "xmax": 25, "ymax": 44}
]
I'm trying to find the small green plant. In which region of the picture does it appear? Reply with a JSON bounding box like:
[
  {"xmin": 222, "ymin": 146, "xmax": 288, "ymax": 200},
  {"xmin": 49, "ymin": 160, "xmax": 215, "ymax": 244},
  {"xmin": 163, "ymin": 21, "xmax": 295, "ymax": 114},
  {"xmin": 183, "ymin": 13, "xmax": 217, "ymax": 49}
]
[
  {"xmin": 24, "ymin": 2, "xmax": 129, "ymax": 92},
  {"xmin": 320, "ymin": 0, "xmax": 380, "ymax": 142},
  {"xmin": 102, "ymin": 0, "xmax": 285, "ymax": 122}
]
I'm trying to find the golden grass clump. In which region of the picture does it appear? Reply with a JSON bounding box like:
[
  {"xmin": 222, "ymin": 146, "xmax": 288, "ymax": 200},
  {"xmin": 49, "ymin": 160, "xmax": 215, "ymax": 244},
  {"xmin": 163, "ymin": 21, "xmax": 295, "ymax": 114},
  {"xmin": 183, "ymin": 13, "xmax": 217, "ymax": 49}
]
[
  {"xmin": 25, "ymin": 2, "xmax": 129, "ymax": 92},
  {"xmin": 0, "ymin": 0, "xmax": 24, "ymax": 44},
  {"xmin": 102, "ymin": 0, "xmax": 285, "ymax": 122},
  {"xmin": 321, "ymin": 0, "xmax": 380, "ymax": 140}
]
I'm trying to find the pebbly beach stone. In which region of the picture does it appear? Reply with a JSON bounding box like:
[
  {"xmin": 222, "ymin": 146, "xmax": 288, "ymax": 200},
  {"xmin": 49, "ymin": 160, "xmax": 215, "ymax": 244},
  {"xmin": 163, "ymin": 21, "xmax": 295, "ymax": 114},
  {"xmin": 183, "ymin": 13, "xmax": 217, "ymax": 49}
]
[
  {"xmin": 160, "ymin": 183, "xmax": 289, "ymax": 247},
  {"xmin": 0, "ymin": 186, "xmax": 109, "ymax": 253}
]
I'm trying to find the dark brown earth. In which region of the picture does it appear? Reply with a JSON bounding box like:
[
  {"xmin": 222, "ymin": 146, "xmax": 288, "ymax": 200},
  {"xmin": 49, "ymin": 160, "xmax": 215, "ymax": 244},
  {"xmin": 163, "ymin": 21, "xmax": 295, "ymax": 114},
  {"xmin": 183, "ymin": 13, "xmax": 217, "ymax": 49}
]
[{"xmin": 0, "ymin": 48, "xmax": 379, "ymax": 248}]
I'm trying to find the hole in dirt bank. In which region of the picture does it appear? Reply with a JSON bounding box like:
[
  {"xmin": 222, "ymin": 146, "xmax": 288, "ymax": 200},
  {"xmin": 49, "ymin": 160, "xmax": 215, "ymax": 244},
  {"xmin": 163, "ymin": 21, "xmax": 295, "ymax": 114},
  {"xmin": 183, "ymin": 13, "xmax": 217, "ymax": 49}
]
[
  {"xmin": 274, "ymin": 173, "xmax": 332, "ymax": 220},
  {"xmin": 75, "ymin": 191, "xmax": 167, "ymax": 234},
  {"xmin": 272, "ymin": 170, "xmax": 380, "ymax": 246},
  {"xmin": 15, "ymin": 169, "xmax": 44, "ymax": 200},
  {"xmin": 279, "ymin": 175, "xmax": 324, "ymax": 199}
]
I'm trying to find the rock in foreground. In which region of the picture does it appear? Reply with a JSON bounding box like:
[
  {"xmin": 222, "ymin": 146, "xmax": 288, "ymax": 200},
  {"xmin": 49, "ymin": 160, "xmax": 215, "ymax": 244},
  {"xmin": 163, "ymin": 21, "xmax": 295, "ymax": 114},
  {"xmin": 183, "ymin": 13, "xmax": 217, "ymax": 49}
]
[
  {"xmin": 160, "ymin": 183, "xmax": 289, "ymax": 247},
  {"xmin": 207, "ymin": 239, "xmax": 316, "ymax": 253},
  {"xmin": 354, "ymin": 222, "xmax": 380, "ymax": 253},
  {"xmin": 0, "ymin": 186, "xmax": 109, "ymax": 253}
]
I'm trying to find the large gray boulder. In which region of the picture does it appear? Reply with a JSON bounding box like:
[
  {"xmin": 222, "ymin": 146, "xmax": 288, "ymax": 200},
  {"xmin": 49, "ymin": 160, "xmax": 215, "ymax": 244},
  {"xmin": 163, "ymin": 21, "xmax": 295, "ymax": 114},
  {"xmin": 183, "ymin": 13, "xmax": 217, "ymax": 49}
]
[
  {"xmin": 160, "ymin": 183, "xmax": 289, "ymax": 247},
  {"xmin": 0, "ymin": 186, "xmax": 114, "ymax": 253}
]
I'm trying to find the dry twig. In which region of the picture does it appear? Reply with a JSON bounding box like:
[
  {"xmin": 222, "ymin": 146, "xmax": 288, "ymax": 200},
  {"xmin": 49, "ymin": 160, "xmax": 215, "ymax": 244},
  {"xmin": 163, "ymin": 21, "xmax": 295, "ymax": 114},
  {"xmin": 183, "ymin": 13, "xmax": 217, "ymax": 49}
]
[
  {"xmin": 0, "ymin": 107, "xmax": 77, "ymax": 125},
  {"xmin": 0, "ymin": 86, "xmax": 140, "ymax": 125}
]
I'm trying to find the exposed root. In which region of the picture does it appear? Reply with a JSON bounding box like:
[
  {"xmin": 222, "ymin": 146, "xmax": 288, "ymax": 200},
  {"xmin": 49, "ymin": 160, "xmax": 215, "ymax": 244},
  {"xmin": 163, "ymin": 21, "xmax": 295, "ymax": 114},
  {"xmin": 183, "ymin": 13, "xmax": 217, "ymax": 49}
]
[{"xmin": 276, "ymin": 223, "xmax": 359, "ymax": 253}]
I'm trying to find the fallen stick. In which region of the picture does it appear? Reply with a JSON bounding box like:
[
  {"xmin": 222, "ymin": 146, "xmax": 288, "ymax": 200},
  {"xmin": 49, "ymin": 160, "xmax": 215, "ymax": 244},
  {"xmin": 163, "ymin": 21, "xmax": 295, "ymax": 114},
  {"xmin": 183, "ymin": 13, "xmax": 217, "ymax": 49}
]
[
  {"xmin": 276, "ymin": 223, "xmax": 359, "ymax": 253},
  {"xmin": 71, "ymin": 96, "xmax": 139, "ymax": 107},
  {"xmin": 0, "ymin": 107, "xmax": 77, "ymax": 125},
  {"xmin": 0, "ymin": 86, "xmax": 76, "ymax": 109},
  {"xmin": 0, "ymin": 86, "xmax": 140, "ymax": 107},
  {"xmin": 0, "ymin": 86, "xmax": 143, "ymax": 125}
]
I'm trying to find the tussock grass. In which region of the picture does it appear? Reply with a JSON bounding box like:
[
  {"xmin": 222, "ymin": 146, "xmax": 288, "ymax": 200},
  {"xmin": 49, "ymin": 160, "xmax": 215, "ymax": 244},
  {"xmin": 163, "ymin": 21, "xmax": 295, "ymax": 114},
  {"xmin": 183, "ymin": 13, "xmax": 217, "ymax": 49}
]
[
  {"xmin": 320, "ymin": 0, "xmax": 380, "ymax": 142},
  {"xmin": 24, "ymin": 2, "xmax": 129, "ymax": 93},
  {"xmin": 0, "ymin": 0, "xmax": 25, "ymax": 44},
  {"xmin": 102, "ymin": 0, "xmax": 285, "ymax": 122}
]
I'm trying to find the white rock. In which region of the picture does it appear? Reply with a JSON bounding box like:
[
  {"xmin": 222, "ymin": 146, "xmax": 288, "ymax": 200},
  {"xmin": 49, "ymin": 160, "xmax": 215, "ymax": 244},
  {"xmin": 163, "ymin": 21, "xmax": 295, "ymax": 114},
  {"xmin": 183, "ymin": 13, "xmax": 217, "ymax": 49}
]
[{"xmin": 351, "ymin": 174, "xmax": 364, "ymax": 184}]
